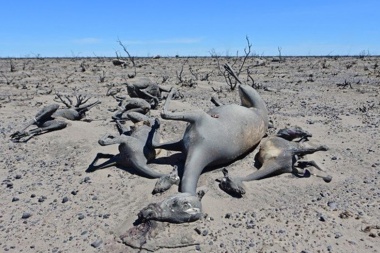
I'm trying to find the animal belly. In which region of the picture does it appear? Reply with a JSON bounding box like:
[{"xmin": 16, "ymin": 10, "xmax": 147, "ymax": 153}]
[{"xmin": 183, "ymin": 107, "xmax": 266, "ymax": 166}]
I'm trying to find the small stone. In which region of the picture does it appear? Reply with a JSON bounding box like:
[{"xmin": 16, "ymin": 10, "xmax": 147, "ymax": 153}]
[
  {"xmin": 83, "ymin": 177, "xmax": 91, "ymax": 183},
  {"xmin": 194, "ymin": 227, "xmax": 201, "ymax": 235},
  {"xmin": 334, "ymin": 232, "xmax": 343, "ymax": 239},
  {"xmin": 22, "ymin": 212, "xmax": 31, "ymax": 219},
  {"xmin": 71, "ymin": 190, "xmax": 78, "ymax": 195},
  {"xmin": 246, "ymin": 219, "xmax": 255, "ymax": 229},
  {"xmin": 30, "ymin": 194, "xmax": 36, "ymax": 198},
  {"xmin": 92, "ymin": 196, "xmax": 98, "ymax": 200},
  {"xmin": 90, "ymin": 239, "xmax": 103, "ymax": 248},
  {"xmin": 12, "ymin": 197, "xmax": 19, "ymax": 202},
  {"xmin": 195, "ymin": 245, "xmax": 201, "ymax": 251},
  {"xmin": 327, "ymin": 201, "xmax": 338, "ymax": 210},
  {"xmin": 202, "ymin": 229, "xmax": 208, "ymax": 236},
  {"xmin": 78, "ymin": 213, "xmax": 85, "ymax": 220},
  {"xmin": 15, "ymin": 175, "xmax": 22, "ymax": 179},
  {"xmin": 62, "ymin": 197, "xmax": 69, "ymax": 203},
  {"xmin": 102, "ymin": 214, "xmax": 110, "ymax": 219},
  {"xmin": 225, "ymin": 213, "xmax": 231, "ymax": 219},
  {"xmin": 331, "ymin": 156, "xmax": 337, "ymax": 160}
]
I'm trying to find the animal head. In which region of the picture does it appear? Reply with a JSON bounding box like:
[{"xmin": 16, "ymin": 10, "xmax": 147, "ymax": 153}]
[
  {"xmin": 138, "ymin": 193, "xmax": 203, "ymax": 223},
  {"xmin": 276, "ymin": 126, "xmax": 312, "ymax": 141}
]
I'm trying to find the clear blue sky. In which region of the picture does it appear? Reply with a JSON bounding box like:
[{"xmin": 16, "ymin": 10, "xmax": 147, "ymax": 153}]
[{"xmin": 1, "ymin": 0, "xmax": 379, "ymax": 57}]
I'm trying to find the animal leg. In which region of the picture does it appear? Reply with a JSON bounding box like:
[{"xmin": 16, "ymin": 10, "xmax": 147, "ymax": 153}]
[
  {"xmin": 11, "ymin": 120, "xmax": 67, "ymax": 142},
  {"xmin": 86, "ymin": 153, "xmax": 119, "ymax": 172},
  {"xmin": 180, "ymin": 148, "xmax": 210, "ymax": 195},
  {"xmin": 242, "ymin": 160, "xmax": 291, "ymax": 181},
  {"xmin": 11, "ymin": 104, "xmax": 60, "ymax": 138},
  {"xmin": 126, "ymin": 112, "xmax": 151, "ymax": 123},
  {"xmin": 293, "ymin": 145, "xmax": 329, "ymax": 156},
  {"xmin": 161, "ymin": 88, "xmax": 206, "ymax": 123},
  {"xmin": 293, "ymin": 162, "xmax": 332, "ymax": 183},
  {"xmin": 219, "ymin": 160, "xmax": 291, "ymax": 196},
  {"xmin": 152, "ymin": 166, "xmax": 180, "ymax": 194},
  {"xmin": 143, "ymin": 116, "xmax": 183, "ymax": 151},
  {"xmin": 152, "ymin": 139, "xmax": 183, "ymax": 151},
  {"xmin": 138, "ymin": 89, "xmax": 160, "ymax": 108},
  {"xmin": 128, "ymin": 155, "xmax": 166, "ymax": 179},
  {"xmin": 112, "ymin": 108, "xmax": 148, "ymax": 120},
  {"xmin": 296, "ymin": 160, "xmax": 325, "ymax": 171},
  {"xmin": 76, "ymin": 100, "xmax": 101, "ymax": 115},
  {"xmin": 210, "ymin": 96, "xmax": 223, "ymax": 107},
  {"xmin": 115, "ymin": 120, "xmax": 132, "ymax": 135}
]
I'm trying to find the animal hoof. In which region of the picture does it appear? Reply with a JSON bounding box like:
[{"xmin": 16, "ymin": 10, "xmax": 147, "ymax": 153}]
[
  {"xmin": 219, "ymin": 169, "xmax": 246, "ymax": 197},
  {"xmin": 320, "ymin": 145, "xmax": 329, "ymax": 151},
  {"xmin": 153, "ymin": 118, "xmax": 161, "ymax": 129},
  {"xmin": 152, "ymin": 166, "xmax": 180, "ymax": 194}
]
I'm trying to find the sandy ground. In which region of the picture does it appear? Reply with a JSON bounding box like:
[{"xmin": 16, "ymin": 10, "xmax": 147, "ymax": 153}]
[{"xmin": 0, "ymin": 56, "xmax": 379, "ymax": 253}]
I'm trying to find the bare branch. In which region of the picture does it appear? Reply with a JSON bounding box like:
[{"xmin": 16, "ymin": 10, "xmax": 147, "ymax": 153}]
[
  {"xmin": 117, "ymin": 39, "xmax": 137, "ymax": 78},
  {"xmin": 176, "ymin": 64, "xmax": 184, "ymax": 84},
  {"xmin": 236, "ymin": 36, "xmax": 252, "ymax": 76},
  {"xmin": 55, "ymin": 93, "xmax": 72, "ymax": 108},
  {"xmin": 99, "ymin": 71, "xmax": 106, "ymax": 83},
  {"xmin": 189, "ymin": 65, "xmax": 199, "ymax": 80},
  {"xmin": 1, "ymin": 73, "xmax": 16, "ymax": 85}
]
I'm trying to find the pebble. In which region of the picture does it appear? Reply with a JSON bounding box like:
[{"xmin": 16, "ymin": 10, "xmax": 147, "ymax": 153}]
[
  {"xmin": 246, "ymin": 220, "xmax": 255, "ymax": 229},
  {"xmin": 90, "ymin": 239, "xmax": 103, "ymax": 248},
  {"xmin": 78, "ymin": 213, "xmax": 85, "ymax": 220},
  {"xmin": 327, "ymin": 201, "xmax": 338, "ymax": 210},
  {"xmin": 12, "ymin": 197, "xmax": 19, "ymax": 202},
  {"xmin": 62, "ymin": 197, "xmax": 69, "ymax": 203},
  {"xmin": 22, "ymin": 212, "xmax": 31, "ymax": 219}
]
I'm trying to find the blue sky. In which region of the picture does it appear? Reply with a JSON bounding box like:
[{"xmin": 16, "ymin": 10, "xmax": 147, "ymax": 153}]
[{"xmin": 1, "ymin": 0, "xmax": 379, "ymax": 57}]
